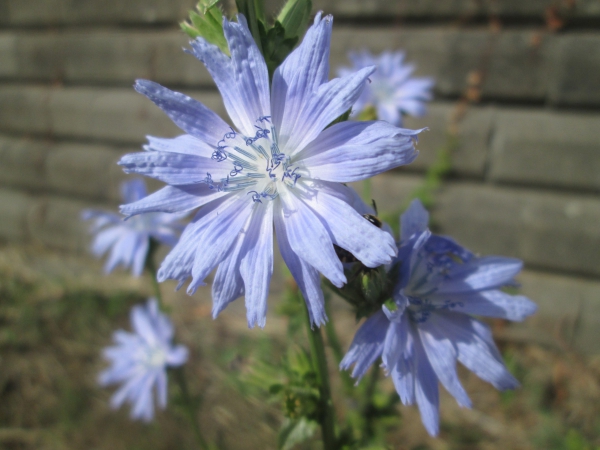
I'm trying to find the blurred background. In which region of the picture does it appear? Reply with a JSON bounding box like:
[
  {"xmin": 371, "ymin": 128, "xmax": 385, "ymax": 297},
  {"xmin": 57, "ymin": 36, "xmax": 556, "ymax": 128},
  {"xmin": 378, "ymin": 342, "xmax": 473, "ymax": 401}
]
[{"xmin": 0, "ymin": 0, "xmax": 599, "ymax": 449}]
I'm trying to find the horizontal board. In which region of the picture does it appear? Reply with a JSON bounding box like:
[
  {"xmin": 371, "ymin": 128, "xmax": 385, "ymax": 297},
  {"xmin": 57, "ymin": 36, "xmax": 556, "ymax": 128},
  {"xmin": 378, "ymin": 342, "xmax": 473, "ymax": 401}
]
[
  {"xmin": 1, "ymin": 28, "xmax": 597, "ymax": 106},
  {"xmin": 313, "ymin": 0, "xmax": 600, "ymax": 19},
  {"xmin": 0, "ymin": 85, "xmax": 225, "ymax": 144},
  {"xmin": 3, "ymin": 0, "xmax": 599, "ymax": 25},
  {"xmin": 489, "ymin": 108, "xmax": 600, "ymax": 192},
  {"xmin": 1, "ymin": 0, "xmax": 195, "ymax": 26},
  {"xmin": 433, "ymin": 181, "xmax": 600, "ymax": 278},
  {"xmin": 4, "ymin": 84, "xmax": 600, "ymax": 190}
]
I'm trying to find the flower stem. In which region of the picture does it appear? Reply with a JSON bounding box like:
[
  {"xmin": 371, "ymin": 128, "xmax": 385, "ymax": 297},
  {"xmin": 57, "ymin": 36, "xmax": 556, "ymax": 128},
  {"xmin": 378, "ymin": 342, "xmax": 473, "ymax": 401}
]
[
  {"xmin": 302, "ymin": 300, "xmax": 337, "ymax": 450},
  {"xmin": 359, "ymin": 365, "xmax": 380, "ymax": 443},
  {"xmin": 323, "ymin": 295, "xmax": 354, "ymax": 395},
  {"xmin": 144, "ymin": 238, "xmax": 167, "ymax": 312},
  {"xmin": 172, "ymin": 367, "xmax": 210, "ymax": 450}
]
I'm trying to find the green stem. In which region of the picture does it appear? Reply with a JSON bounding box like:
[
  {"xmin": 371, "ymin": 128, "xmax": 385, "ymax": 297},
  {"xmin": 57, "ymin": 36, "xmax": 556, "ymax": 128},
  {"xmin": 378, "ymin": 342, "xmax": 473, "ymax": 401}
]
[
  {"xmin": 323, "ymin": 296, "xmax": 354, "ymax": 395},
  {"xmin": 144, "ymin": 239, "xmax": 167, "ymax": 312},
  {"xmin": 359, "ymin": 365, "xmax": 380, "ymax": 443},
  {"xmin": 302, "ymin": 300, "xmax": 337, "ymax": 450},
  {"xmin": 173, "ymin": 367, "xmax": 209, "ymax": 450}
]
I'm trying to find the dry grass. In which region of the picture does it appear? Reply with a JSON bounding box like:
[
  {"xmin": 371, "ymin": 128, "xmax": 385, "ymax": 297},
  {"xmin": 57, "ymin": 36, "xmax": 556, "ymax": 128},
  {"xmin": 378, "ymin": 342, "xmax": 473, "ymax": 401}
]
[{"xmin": 0, "ymin": 245, "xmax": 599, "ymax": 450}]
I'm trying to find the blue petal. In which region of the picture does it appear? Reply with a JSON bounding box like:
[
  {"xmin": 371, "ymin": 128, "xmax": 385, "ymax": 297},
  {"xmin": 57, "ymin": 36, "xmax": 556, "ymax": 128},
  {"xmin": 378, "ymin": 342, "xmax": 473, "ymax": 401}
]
[
  {"xmin": 393, "ymin": 229, "xmax": 432, "ymax": 295},
  {"xmin": 441, "ymin": 313, "xmax": 519, "ymax": 390},
  {"xmin": 418, "ymin": 315, "xmax": 472, "ymax": 408},
  {"xmin": 121, "ymin": 178, "xmax": 147, "ymax": 203},
  {"xmin": 274, "ymin": 208, "xmax": 327, "ymax": 327},
  {"xmin": 90, "ymin": 226, "xmax": 124, "ymax": 257},
  {"xmin": 413, "ymin": 336, "xmax": 440, "ymax": 436},
  {"xmin": 189, "ymin": 194, "xmax": 255, "ymax": 292},
  {"xmin": 240, "ymin": 201, "xmax": 274, "ymax": 328},
  {"xmin": 437, "ymin": 256, "xmax": 524, "ymax": 294},
  {"xmin": 223, "ymin": 16, "xmax": 271, "ymax": 131},
  {"xmin": 134, "ymin": 80, "xmax": 229, "ymax": 143},
  {"xmin": 120, "ymin": 184, "xmax": 227, "ymax": 217},
  {"xmin": 340, "ymin": 310, "xmax": 388, "ymax": 381},
  {"xmin": 271, "ymin": 12, "xmax": 332, "ymax": 151},
  {"xmin": 119, "ymin": 151, "xmax": 231, "ymax": 185},
  {"xmin": 303, "ymin": 185, "xmax": 396, "ymax": 268},
  {"xmin": 382, "ymin": 315, "xmax": 407, "ymax": 371},
  {"xmin": 131, "ymin": 236, "xmax": 149, "ymax": 277},
  {"xmin": 144, "ymin": 134, "xmax": 216, "ymax": 158},
  {"xmin": 376, "ymin": 103, "xmax": 402, "ymax": 127},
  {"xmin": 430, "ymin": 290, "xmax": 537, "ymax": 321},
  {"xmin": 167, "ymin": 345, "xmax": 189, "ymax": 366},
  {"xmin": 104, "ymin": 231, "xmax": 140, "ymax": 274},
  {"xmin": 158, "ymin": 194, "xmax": 233, "ymax": 285},
  {"xmin": 281, "ymin": 67, "xmax": 376, "ymax": 156},
  {"xmin": 400, "ymin": 199, "xmax": 429, "ymax": 242},
  {"xmin": 148, "ymin": 299, "xmax": 175, "ymax": 342},
  {"xmin": 130, "ymin": 371, "xmax": 156, "ymax": 421},
  {"xmin": 131, "ymin": 302, "xmax": 159, "ymax": 346},
  {"xmin": 297, "ymin": 121, "xmax": 420, "ymax": 182},
  {"xmin": 110, "ymin": 370, "xmax": 146, "ymax": 409},
  {"xmin": 388, "ymin": 315, "xmax": 416, "ymax": 405},
  {"xmin": 82, "ymin": 209, "xmax": 121, "ymax": 231},
  {"xmin": 278, "ymin": 188, "xmax": 345, "ymax": 288},
  {"xmin": 188, "ymin": 15, "xmax": 270, "ymax": 137},
  {"xmin": 212, "ymin": 236, "xmax": 245, "ymax": 318}
]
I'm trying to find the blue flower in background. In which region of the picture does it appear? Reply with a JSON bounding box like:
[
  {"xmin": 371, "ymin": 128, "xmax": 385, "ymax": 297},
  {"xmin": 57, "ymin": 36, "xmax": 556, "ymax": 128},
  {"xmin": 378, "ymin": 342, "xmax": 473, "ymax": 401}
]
[
  {"xmin": 82, "ymin": 179, "xmax": 183, "ymax": 276},
  {"xmin": 118, "ymin": 13, "xmax": 422, "ymax": 328},
  {"xmin": 341, "ymin": 199, "xmax": 537, "ymax": 436},
  {"xmin": 99, "ymin": 298, "xmax": 188, "ymax": 422},
  {"xmin": 338, "ymin": 50, "xmax": 434, "ymax": 126}
]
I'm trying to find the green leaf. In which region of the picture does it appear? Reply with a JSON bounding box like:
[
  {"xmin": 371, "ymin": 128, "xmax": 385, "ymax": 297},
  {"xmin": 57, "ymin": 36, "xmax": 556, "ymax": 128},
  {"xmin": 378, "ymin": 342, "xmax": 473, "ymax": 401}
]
[
  {"xmin": 278, "ymin": 417, "xmax": 318, "ymax": 450},
  {"xmin": 181, "ymin": 0, "xmax": 229, "ymax": 55},
  {"xmin": 277, "ymin": 0, "xmax": 312, "ymax": 39}
]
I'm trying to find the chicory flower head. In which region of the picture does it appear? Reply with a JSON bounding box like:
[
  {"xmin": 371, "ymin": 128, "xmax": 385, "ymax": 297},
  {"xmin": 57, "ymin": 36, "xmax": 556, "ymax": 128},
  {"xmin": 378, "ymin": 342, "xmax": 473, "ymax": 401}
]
[
  {"xmin": 118, "ymin": 13, "xmax": 422, "ymax": 328},
  {"xmin": 340, "ymin": 199, "xmax": 537, "ymax": 436},
  {"xmin": 82, "ymin": 179, "xmax": 183, "ymax": 277},
  {"xmin": 99, "ymin": 298, "xmax": 188, "ymax": 422},
  {"xmin": 338, "ymin": 50, "xmax": 434, "ymax": 126}
]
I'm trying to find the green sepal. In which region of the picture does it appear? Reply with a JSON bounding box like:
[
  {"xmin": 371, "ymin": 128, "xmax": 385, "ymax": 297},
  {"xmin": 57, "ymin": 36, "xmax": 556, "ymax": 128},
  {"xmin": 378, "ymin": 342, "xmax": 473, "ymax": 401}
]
[
  {"xmin": 181, "ymin": 0, "xmax": 229, "ymax": 55},
  {"xmin": 326, "ymin": 108, "xmax": 352, "ymax": 129},
  {"xmin": 324, "ymin": 262, "xmax": 401, "ymax": 321},
  {"xmin": 258, "ymin": 20, "xmax": 299, "ymax": 79},
  {"xmin": 277, "ymin": 0, "xmax": 312, "ymax": 40}
]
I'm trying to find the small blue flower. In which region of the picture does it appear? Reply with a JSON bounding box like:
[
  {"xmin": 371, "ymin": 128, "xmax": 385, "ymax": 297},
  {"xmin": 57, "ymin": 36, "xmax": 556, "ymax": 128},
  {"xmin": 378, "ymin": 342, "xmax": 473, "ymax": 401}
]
[
  {"xmin": 82, "ymin": 179, "xmax": 184, "ymax": 276},
  {"xmin": 338, "ymin": 50, "xmax": 434, "ymax": 126},
  {"xmin": 99, "ymin": 298, "xmax": 188, "ymax": 422},
  {"xmin": 341, "ymin": 199, "xmax": 537, "ymax": 436},
  {"xmin": 117, "ymin": 14, "xmax": 422, "ymax": 328}
]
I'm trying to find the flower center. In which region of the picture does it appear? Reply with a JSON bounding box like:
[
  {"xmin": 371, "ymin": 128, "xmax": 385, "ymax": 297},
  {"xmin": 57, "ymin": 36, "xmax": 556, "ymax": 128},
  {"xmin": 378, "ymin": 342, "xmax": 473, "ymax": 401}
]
[
  {"xmin": 406, "ymin": 296, "xmax": 464, "ymax": 323},
  {"xmin": 403, "ymin": 236, "xmax": 472, "ymax": 323},
  {"xmin": 371, "ymin": 79, "xmax": 395, "ymax": 104},
  {"xmin": 202, "ymin": 116, "xmax": 302, "ymax": 203},
  {"xmin": 143, "ymin": 346, "xmax": 167, "ymax": 368}
]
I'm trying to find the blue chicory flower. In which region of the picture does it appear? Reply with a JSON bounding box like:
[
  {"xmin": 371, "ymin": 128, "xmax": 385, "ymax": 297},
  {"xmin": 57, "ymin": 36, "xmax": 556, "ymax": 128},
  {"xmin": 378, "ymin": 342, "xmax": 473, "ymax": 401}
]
[
  {"xmin": 99, "ymin": 298, "xmax": 188, "ymax": 422},
  {"xmin": 117, "ymin": 13, "xmax": 422, "ymax": 328},
  {"xmin": 338, "ymin": 50, "xmax": 434, "ymax": 126},
  {"xmin": 82, "ymin": 179, "xmax": 183, "ymax": 276},
  {"xmin": 340, "ymin": 199, "xmax": 537, "ymax": 436}
]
